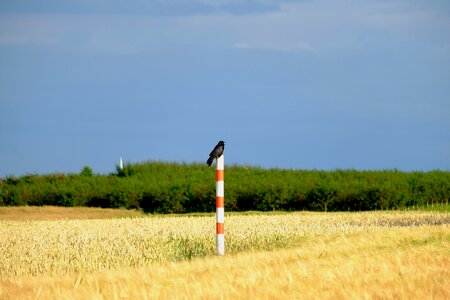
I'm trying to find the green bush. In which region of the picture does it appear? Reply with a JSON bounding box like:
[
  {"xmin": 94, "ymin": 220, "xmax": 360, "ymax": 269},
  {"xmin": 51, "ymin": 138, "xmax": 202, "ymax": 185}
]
[{"xmin": 1, "ymin": 162, "xmax": 449, "ymax": 212}]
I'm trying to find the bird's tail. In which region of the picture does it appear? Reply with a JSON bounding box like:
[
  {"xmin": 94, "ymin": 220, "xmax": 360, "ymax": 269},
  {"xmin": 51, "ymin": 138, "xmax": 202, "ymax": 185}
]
[{"xmin": 207, "ymin": 156, "xmax": 214, "ymax": 166}]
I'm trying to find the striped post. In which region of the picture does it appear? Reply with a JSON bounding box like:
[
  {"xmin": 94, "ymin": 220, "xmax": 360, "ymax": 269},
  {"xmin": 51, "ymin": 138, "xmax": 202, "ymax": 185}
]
[{"xmin": 216, "ymin": 155, "xmax": 225, "ymax": 255}]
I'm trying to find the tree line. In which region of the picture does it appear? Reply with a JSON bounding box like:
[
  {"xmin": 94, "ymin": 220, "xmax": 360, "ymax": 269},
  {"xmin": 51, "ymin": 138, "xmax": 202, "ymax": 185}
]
[{"xmin": 1, "ymin": 162, "xmax": 449, "ymax": 212}]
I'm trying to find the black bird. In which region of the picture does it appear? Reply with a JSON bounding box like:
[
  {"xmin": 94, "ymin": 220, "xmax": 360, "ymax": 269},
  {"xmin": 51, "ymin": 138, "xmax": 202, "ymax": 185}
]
[{"xmin": 207, "ymin": 141, "xmax": 225, "ymax": 166}]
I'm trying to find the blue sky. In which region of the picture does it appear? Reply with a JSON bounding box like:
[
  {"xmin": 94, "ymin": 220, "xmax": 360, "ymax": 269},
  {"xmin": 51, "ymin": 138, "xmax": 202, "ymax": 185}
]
[{"xmin": 1, "ymin": 0, "xmax": 449, "ymax": 176}]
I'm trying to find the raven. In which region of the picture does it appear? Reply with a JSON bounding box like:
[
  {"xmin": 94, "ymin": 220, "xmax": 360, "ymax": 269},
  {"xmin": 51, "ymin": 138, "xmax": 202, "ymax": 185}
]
[{"xmin": 207, "ymin": 141, "xmax": 225, "ymax": 166}]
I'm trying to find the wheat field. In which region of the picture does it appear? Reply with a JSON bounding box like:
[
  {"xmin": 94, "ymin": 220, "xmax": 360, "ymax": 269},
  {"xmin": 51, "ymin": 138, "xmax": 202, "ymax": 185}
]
[{"xmin": 0, "ymin": 208, "xmax": 449, "ymax": 299}]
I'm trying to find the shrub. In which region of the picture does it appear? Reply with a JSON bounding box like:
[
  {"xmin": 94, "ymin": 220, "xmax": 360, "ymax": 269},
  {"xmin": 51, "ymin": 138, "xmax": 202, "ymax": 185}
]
[{"xmin": 1, "ymin": 162, "xmax": 449, "ymax": 212}]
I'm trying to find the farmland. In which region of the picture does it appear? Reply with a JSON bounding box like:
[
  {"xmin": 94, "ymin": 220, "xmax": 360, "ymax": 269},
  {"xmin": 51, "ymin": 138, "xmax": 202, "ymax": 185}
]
[
  {"xmin": 1, "ymin": 163, "xmax": 449, "ymax": 298},
  {"xmin": 0, "ymin": 207, "xmax": 449, "ymax": 299}
]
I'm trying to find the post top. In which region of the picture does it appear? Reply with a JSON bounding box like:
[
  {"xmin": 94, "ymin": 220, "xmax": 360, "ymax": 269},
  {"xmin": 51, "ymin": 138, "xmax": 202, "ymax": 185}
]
[{"xmin": 216, "ymin": 155, "xmax": 224, "ymax": 170}]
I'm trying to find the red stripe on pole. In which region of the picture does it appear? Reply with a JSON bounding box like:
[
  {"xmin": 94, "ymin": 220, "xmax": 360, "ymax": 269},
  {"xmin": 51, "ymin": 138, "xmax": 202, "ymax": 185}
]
[
  {"xmin": 216, "ymin": 223, "xmax": 224, "ymax": 234},
  {"xmin": 216, "ymin": 169, "xmax": 224, "ymax": 181},
  {"xmin": 216, "ymin": 196, "xmax": 224, "ymax": 208}
]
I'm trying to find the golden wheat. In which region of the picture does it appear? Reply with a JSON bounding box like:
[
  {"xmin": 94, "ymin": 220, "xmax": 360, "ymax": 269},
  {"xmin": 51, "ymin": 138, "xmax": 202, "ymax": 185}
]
[
  {"xmin": 0, "ymin": 206, "xmax": 145, "ymax": 221},
  {"xmin": 0, "ymin": 225, "xmax": 448, "ymax": 300},
  {"xmin": 0, "ymin": 211, "xmax": 448, "ymax": 278}
]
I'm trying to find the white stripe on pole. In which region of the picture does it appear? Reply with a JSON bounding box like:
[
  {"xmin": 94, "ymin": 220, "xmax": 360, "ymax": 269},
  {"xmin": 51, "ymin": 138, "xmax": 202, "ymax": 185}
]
[
  {"xmin": 217, "ymin": 155, "xmax": 224, "ymax": 170},
  {"xmin": 216, "ymin": 181, "xmax": 224, "ymax": 197},
  {"xmin": 216, "ymin": 234, "xmax": 224, "ymax": 255},
  {"xmin": 216, "ymin": 207, "xmax": 225, "ymax": 223}
]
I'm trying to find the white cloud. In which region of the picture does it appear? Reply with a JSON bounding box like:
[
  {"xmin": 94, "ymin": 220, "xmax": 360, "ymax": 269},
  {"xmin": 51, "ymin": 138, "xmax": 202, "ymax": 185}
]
[
  {"xmin": 232, "ymin": 42, "xmax": 251, "ymax": 49},
  {"xmin": 184, "ymin": 0, "xmax": 450, "ymax": 54},
  {"xmin": 231, "ymin": 40, "xmax": 316, "ymax": 53},
  {"xmin": 0, "ymin": 15, "xmax": 63, "ymax": 46},
  {"xmin": 0, "ymin": 14, "xmax": 162, "ymax": 54},
  {"xmin": 1, "ymin": 0, "xmax": 448, "ymax": 54}
]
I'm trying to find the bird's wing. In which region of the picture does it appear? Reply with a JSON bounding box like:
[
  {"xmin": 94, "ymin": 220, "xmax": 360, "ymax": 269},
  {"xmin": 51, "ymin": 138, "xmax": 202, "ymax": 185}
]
[{"xmin": 209, "ymin": 146, "xmax": 218, "ymax": 157}]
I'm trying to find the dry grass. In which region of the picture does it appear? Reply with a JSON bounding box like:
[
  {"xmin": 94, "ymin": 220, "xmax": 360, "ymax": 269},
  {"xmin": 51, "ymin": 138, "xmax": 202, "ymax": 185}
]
[
  {"xmin": 0, "ymin": 206, "xmax": 145, "ymax": 221},
  {"xmin": 1, "ymin": 211, "xmax": 448, "ymax": 278},
  {"xmin": 0, "ymin": 226, "xmax": 448, "ymax": 300},
  {"xmin": 0, "ymin": 208, "xmax": 448, "ymax": 299}
]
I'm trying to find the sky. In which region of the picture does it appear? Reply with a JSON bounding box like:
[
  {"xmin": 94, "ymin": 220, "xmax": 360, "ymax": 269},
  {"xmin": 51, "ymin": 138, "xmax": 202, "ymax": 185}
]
[{"xmin": 1, "ymin": 0, "xmax": 449, "ymax": 177}]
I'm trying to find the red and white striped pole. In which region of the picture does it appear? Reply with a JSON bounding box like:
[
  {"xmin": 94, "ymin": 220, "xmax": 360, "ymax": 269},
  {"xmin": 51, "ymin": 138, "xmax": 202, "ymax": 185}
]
[{"xmin": 216, "ymin": 154, "xmax": 225, "ymax": 255}]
